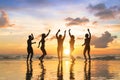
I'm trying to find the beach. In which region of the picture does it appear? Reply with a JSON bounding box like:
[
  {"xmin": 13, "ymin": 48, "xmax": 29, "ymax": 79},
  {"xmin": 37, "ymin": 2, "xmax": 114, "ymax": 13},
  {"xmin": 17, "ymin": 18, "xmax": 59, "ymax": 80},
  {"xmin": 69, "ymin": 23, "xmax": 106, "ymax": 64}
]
[{"xmin": 0, "ymin": 59, "xmax": 120, "ymax": 80}]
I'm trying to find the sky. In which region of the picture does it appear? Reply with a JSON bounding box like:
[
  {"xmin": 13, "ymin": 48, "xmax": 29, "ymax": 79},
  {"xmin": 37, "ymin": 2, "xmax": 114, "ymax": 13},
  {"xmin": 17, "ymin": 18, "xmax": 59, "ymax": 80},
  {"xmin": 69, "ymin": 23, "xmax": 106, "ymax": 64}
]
[{"xmin": 0, "ymin": 0, "xmax": 120, "ymax": 55}]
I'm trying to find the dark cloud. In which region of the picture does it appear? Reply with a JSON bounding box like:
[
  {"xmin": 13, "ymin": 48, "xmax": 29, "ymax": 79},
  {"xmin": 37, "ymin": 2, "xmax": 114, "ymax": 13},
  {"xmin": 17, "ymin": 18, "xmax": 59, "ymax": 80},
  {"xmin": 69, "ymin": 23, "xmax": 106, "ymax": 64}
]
[
  {"xmin": 91, "ymin": 31, "xmax": 117, "ymax": 48},
  {"xmin": 95, "ymin": 9, "xmax": 115, "ymax": 19},
  {"xmin": 92, "ymin": 21, "xmax": 98, "ymax": 25},
  {"xmin": 0, "ymin": 10, "xmax": 13, "ymax": 28},
  {"xmin": 87, "ymin": 3, "xmax": 120, "ymax": 20},
  {"xmin": 65, "ymin": 17, "xmax": 89, "ymax": 26},
  {"xmin": 88, "ymin": 3, "xmax": 106, "ymax": 11}
]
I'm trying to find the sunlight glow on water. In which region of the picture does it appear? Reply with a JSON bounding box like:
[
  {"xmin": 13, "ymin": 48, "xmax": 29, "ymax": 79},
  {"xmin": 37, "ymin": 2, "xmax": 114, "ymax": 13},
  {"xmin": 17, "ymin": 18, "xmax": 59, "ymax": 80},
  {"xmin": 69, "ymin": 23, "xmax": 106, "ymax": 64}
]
[{"xmin": 0, "ymin": 60, "xmax": 120, "ymax": 80}]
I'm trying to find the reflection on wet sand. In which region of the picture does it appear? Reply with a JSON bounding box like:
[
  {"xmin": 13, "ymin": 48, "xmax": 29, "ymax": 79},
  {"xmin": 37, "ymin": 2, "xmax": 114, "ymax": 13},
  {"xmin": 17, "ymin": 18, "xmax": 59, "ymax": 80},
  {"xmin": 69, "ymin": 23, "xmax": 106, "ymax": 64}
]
[
  {"xmin": 26, "ymin": 61, "xmax": 33, "ymax": 80},
  {"xmin": 93, "ymin": 61, "xmax": 115, "ymax": 79},
  {"xmin": 70, "ymin": 62, "xmax": 75, "ymax": 80},
  {"xmin": 38, "ymin": 63, "xmax": 46, "ymax": 80},
  {"xmin": 57, "ymin": 61, "xmax": 63, "ymax": 80},
  {"xmin": 23, "ymin": 60, "xmax": 120, "ymax": 80},
  {"xmin": 84, "ymin": 61, "xmax": 91, "ymax": 80}
]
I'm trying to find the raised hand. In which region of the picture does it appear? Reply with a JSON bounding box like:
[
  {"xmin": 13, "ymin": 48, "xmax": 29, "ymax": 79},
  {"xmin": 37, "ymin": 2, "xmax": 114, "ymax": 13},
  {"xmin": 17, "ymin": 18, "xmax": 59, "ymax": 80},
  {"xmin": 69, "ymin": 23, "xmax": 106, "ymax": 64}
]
[
  {"xmin": 58, "ymin": 29, "xmax": 60, "ymax": 32},
  {"xmin": 87, "ymin": 29, "xmax": 90, "ymax": 32},
  {"xmin": 64, "ymin": 30, "xmax": 66, "ymax": 33},
  {"xmin": 69, "ymin": 29, "xmax": 71, "ymax": 32}
]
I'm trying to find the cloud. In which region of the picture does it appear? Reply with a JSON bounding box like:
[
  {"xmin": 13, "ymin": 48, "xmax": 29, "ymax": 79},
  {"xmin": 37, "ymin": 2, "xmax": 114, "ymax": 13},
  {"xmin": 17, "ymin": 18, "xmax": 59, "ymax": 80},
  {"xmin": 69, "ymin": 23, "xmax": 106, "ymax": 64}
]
[
  {"xmin": 46, "ymin": 36, "xmax": 56, "ymax": 41},
  {"xmin": 87, "ymin": 3, "xmax": 120, "ymax": 20},
  {"xmin": 88, "ymin": 3, "xmax": 106, "ymax": 11},
  {"xmin": 0, "ymin": 10, "xmax": 13, "ymax": 28},
  {"xmin": 91, "ymin": 31, "xmax": 117, "ymax": 48},
  {"xmin": 35, "ymin": 34, "xmax": 42, "ymax": 40},
  {"xmin": 95, "ymin": 9, "xmax": 115, "ymax": 19},
  {"xmin": 65, "ymin": 17, "xmax": 89, "ymax": 26},
  {"xmin": 92, "ymin": 21, "xmax": 98, "ymax": 25}
]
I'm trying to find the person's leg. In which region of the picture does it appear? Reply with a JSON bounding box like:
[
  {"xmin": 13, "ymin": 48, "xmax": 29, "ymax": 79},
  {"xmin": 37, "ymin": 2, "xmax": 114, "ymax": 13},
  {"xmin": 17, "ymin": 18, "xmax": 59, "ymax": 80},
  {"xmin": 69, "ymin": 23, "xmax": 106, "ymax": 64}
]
[
  {"xmin": 42, "ymin": 48, "xmax": 47, "ymax": 60},
  {"xmin": 27, "ymin": 53, "xmax": 30, "ymax": 61},
  {"xmin": 83, "ymin": 48, "xmax": 87, "ymax": 61},
  {"xmin": 61, "ymin": 47, "xmax": 63, "ymax": 61},
  {"xmin": 27, "ymin": 48, "xmax": 30, "ymax": 61},
  {"xmin": 57, "ymin": 47, "xmax": 60, "ymax": 62},
  {"xmin": 88, "ymin": 48, "xmax": 91, "ymax": 61},
  {"xmin": 70, "ymin": 48, "xmax": 75, "ymax": 62},
  {"xmin": 30, "ymin": 49, "xmax": 33, "ymax": 61}
]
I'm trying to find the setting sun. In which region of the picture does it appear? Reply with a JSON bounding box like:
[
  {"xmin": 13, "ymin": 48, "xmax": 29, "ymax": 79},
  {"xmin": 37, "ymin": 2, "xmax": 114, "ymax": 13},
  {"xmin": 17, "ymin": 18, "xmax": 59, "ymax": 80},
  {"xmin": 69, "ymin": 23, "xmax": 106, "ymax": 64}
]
[{"xmin": 64, "ymin": 49, "xmax": 70, "ymax": 56}]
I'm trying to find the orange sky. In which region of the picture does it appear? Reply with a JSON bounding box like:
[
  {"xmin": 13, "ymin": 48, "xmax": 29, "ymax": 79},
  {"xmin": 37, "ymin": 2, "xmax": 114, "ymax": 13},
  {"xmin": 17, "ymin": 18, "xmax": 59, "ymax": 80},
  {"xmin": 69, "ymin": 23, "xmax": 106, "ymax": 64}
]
[{"xmin": 0, "ymin": 0, "xmax": 120, "ymax": 55}]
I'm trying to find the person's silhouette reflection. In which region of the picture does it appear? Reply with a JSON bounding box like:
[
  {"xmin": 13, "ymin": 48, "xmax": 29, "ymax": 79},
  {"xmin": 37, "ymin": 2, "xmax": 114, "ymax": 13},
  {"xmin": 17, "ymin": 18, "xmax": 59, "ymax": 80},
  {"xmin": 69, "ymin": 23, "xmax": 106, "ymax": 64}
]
[
  {"xmin": 84, "ymin": 61, "xmax": 91, "ymax": 80},
  {"xmin": 39, "ymin": 63, "xmax": 46, "ymax": 80},
  {"xmin": 26, "ymin": 61, "xmax": 33, "ymax": 80},
  {"xmin": 70, "ymin": 62, "xmax": 75, "ymax": 80},
  {"xmin": 57, "ymin": 61, "xmax": 63, "ymax": 80}
]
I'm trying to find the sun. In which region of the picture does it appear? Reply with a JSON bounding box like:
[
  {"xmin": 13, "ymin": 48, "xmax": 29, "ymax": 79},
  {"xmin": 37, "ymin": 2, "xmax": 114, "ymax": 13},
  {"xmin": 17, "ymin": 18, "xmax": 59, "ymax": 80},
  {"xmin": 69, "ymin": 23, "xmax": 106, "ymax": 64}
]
[{"xmin": 64, "ymin": 49, "xmax": 70, "ymax": 56}]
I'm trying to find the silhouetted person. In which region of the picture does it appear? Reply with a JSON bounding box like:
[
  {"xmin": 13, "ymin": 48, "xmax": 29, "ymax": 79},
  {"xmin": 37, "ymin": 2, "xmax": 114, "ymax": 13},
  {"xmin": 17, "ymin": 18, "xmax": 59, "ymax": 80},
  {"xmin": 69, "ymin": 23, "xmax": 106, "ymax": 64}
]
[
  {"xmin": 56, "ymin": 29, "xmax": 66, "ymax": 61},
  {"xmin": 38, "ymin": 30, "xmax": 51, "ymax": 63},
  {"xmin": 82, "ymin": 29, "xmax": 91, "ymax": 61},
  {"xmin": 26, "ymin": 61, "xmax": 33, "ymax": 80},
  {"xmin": 69, "ymin": 29, "xmax": 75, "ymax": 63},
  {"xmin": 70, "ymin": 62, "xmax": 75, "ymax": 80},
  {"xmin": 27, "ymin": 33, "xmax": 36, "ymax": 62},
  {"xmin": 84, "ymin": 61, "xmax": 91, "ymax": 80},
  {"xmin": 57, "ymin": 61, "xmax": 63, "ymax": 80}
]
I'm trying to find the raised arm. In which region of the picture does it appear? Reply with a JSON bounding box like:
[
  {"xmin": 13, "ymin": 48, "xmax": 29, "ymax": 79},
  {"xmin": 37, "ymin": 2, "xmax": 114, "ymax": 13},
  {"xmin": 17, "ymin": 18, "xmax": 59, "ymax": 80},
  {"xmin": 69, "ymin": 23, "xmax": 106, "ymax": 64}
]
[
  {"xmin": 88, "ymin": 29, "xmax": 91, "ymax": 39},
  {"xmin": 69, "ymin": 29, "xmax": 72, "ymax": 37},
  {"xmin": 45, "ymin": 30, "xmax": 51, "ymax": 37},
  {"xmin": 31, "ymin": 33, "xmax": 34, "ymax": 40},
  {"xmin": 63, "ymin": 30, "xmax": 66, "ymax": 40},
  {"xmin": 56, "ymin": 29, "xmax": 60, "ymax": 38}
]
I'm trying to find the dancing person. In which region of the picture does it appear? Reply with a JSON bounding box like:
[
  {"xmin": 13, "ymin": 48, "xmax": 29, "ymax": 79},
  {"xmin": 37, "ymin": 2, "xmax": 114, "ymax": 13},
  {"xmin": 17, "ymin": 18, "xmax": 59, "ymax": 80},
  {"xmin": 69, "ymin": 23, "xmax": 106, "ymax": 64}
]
[
  {"xmin": 27, "ymin": 33, "xmax": 36, "ymax": 62},
  {"xmin": 82, "ymin": 29, "xmax": 91, "ymax": 61},
  {"xmin": 38, "ymin": 30, "xmax": 51, "ymax": 63},
  {"xmin": 69, "ymin": 29, "xmax": 75, "ymax": 63},
  {"xmin": 56, "ymin": 29, "xmax": 66, "ymax": 61}
]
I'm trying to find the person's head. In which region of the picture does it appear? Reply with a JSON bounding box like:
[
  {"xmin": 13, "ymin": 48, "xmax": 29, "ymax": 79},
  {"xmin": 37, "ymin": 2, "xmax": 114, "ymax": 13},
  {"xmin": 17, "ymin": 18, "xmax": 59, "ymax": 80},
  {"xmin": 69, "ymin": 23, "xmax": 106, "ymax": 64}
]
[
  {"xmin": 71, "ymin": 35, "xmax": 75, "ymax": 39},
  {"xmin": 85, "ymin": 33, "xmax": 88, "ymax": 38},
  {"xmin": 28, "ymin": 35, "xmax": 32, "ymax": 39},
  {"xmin": 42, "ymin": 33, "xmax": 45, "ymax": 38},
  {"xmin": 59, "ymin": 35, "xmax": 62, "ymax": 39}
]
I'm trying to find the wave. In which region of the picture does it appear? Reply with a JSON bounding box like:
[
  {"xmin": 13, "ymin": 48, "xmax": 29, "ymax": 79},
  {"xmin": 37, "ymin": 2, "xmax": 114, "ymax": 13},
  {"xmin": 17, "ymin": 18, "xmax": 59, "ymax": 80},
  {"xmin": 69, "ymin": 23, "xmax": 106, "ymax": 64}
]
[{"xmin": 0, "ymin": 54, "xmax": 120, "ymax": 60}]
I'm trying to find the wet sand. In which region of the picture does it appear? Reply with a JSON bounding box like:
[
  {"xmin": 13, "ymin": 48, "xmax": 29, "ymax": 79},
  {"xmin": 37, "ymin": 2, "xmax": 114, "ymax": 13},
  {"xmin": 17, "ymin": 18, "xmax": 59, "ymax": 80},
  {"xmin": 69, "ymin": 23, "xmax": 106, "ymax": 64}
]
[{"xmin": 0, "ymin": 59, "xmax": 120, "ymax": 80}]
